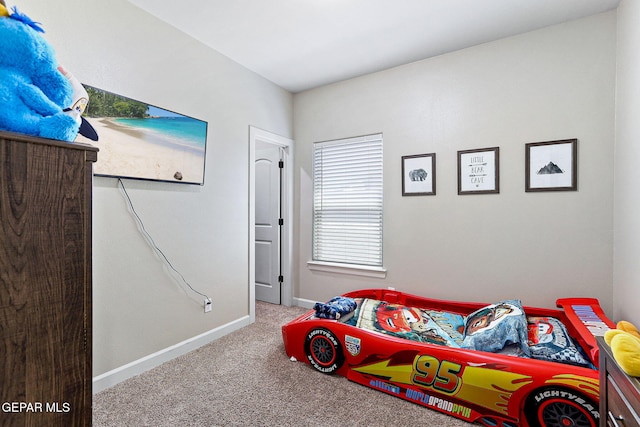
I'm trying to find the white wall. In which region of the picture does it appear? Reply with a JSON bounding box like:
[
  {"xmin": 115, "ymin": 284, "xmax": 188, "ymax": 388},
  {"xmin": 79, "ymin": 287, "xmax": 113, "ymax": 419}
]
[
  {"xmin": 14, "ymin": 0, "xmax": 626, "ymax": 384},
  {"xmin": 614, "ymin": 0, "xmax": 640, "ymax": 326},
  {"xmin": 17, "ymin": 0, "xmax": 292, "ymax": 377},
  {"xmin": 294, "ymin": 12, "xmax": 616, "ymax": 314}
]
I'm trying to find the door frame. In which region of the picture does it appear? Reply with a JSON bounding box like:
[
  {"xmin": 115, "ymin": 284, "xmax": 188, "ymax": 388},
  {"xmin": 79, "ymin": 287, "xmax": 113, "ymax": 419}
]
[{"xmin": 249, "ymin": 126, "xmax": 293, "ymax": 321}]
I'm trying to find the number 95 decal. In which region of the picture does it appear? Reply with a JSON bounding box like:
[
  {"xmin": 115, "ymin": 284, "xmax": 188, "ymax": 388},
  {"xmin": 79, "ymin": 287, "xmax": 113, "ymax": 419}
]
[{"xmin": 412, "ymin": 355, "xmax": 462, "ymax": 394}]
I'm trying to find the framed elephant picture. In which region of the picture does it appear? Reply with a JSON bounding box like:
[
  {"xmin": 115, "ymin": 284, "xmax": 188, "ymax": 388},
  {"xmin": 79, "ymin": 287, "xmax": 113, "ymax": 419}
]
[{"xmin": 402, "ymin": 153, "xmax": 436, "ymax": 196}]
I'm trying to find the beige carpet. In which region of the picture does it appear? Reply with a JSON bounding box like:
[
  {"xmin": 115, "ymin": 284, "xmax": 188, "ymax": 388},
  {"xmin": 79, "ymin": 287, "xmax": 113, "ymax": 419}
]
[{"xmin": 93, "ymin": 302, "xmax": 475, "ymax": 426}]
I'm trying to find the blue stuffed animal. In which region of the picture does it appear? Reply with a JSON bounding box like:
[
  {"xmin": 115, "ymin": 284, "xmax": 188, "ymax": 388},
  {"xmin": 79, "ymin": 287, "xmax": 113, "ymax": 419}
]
[{"xmin": 0, "ymin": 3, "xmax": 80, "ymax": 141}]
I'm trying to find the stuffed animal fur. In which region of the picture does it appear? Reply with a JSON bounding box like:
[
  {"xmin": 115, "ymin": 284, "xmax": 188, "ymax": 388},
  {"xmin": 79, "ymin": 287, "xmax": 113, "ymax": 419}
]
[{"xmin": 0, "ymin": 3, "xmax": 80, "ymax": 141}]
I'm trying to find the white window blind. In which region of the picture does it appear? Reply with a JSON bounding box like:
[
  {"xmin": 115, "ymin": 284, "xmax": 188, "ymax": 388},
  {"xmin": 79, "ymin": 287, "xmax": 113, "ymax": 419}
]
[{"xmin": 313, "ymin": 134, "xmax": 383, "ymax": 267}]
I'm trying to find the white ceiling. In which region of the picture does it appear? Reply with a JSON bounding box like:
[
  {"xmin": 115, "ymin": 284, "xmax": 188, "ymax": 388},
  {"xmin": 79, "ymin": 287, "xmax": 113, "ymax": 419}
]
[{"xmin": 127, "ymin": 0, "xmax": 620, "ymax": 93}]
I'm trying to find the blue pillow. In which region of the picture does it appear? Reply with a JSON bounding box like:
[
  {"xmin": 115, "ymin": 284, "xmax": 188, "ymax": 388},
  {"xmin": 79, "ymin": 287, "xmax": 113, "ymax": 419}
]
[
  {"xmin": 461, "ymin": 300, "xmax": 530, "ymax": 357},
  {"xmin": 527, "ymin": 316, "xmax": 591, "ymax": 366}
]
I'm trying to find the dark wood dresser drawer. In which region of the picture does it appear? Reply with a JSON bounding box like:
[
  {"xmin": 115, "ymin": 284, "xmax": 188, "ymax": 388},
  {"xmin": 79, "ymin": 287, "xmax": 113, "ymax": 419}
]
[
  {"xmin": 606, "ymin": 375, "xmax": 640, "ymax": 426},
  {"xmin": 0, "ymin": 131, "xmax": 97, "ymax": 427}
]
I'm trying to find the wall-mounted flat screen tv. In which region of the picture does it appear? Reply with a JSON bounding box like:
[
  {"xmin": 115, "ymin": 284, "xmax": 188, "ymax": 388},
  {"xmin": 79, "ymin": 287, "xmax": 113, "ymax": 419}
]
[{"xmin": 76, "ymin": 85, "xmax": 207, "ymax": 185}]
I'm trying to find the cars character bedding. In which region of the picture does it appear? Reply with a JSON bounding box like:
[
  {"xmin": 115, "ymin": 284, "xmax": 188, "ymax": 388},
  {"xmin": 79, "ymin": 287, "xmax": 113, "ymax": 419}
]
[{"xmin": 281, "ymin": 288, "xmax": 615, "ymax": 427}]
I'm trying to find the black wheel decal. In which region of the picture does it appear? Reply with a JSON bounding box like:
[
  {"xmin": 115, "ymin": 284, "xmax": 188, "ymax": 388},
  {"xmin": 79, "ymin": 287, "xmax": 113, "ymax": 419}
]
[
  {"xmin": 310, "ymin": 335, "xmax": 335, "ymax": 364},
  {"xmin": 525, "ymin": 388, "xmax": 598, "ymax": 427},
  {"xmin": 304, "ymin": 328, "xmax": 344, "ymax": 374}
]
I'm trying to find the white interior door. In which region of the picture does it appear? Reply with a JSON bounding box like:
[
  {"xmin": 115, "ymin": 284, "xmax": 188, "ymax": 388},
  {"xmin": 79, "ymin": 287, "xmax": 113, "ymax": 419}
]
[{"xmin": 255, "ymin": 142, "xmax": 282, "ymax": 304}]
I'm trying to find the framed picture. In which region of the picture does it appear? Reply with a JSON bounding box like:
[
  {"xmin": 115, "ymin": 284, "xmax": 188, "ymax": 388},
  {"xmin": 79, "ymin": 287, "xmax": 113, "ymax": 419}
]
[
  {"xmin": 76, "ymin": 85, "xmax": 208, "ymax": 185},
  {"xmin": 525, "ymin": 139, "xmax": 577, "ymax": 192},
  {"xmin": 457, "ymin": 147, "xmax": 499, "ymax": 195},
  {"xmin": 402, "ymin": 153, "xmax": 436, "ymax": 196}
]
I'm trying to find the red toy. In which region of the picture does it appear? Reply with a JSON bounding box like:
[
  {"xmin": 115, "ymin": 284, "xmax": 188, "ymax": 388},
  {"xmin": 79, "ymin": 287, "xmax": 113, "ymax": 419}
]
[{"xmin": 282, "ymin": 288, "xmax": 615, "ymax": 427}]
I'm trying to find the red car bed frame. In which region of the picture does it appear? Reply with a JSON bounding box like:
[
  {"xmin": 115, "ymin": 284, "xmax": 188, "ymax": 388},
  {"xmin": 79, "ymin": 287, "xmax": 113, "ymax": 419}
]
[{"xmin": 282, "ymin": 288, "xmax": 615, "ymax": 427}]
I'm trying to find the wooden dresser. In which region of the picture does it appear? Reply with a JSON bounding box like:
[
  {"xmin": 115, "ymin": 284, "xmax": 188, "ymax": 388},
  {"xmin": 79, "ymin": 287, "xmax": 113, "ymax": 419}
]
[
  {"xmin": 598, "ymin": 336, "xmax": 640, "ymax": 427},
  {"xmin": 0, "ymin": 131, "xmax": 97, "ymax": 426}
]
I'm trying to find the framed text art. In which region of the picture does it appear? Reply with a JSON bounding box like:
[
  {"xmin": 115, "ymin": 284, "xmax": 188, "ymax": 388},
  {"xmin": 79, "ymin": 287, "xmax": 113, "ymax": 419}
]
[
  {"xmin": 525, "ymin": 139, "xmax": 577, "ymax": 192},
  {"xmin": 457, "ymin": 147, "xmax": 499, "ymax": 195},
  {"xmin": 402, "ymin": 153, "xmax": 436, "ymax": 196}
]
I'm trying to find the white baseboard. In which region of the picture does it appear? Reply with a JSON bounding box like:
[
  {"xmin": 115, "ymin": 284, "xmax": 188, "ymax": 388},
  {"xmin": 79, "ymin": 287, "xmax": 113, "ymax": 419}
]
[
  {"xmin": 92, "ymin": 314, "xmax": 251, "ymax": 394},
  {"xmin": 293, "ymin": 297, "xmax": 316, "ymax": 309}
]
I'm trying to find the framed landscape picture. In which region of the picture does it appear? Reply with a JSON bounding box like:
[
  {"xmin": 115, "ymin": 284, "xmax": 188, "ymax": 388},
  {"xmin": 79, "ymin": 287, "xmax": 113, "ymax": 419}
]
[
  {"xmin": 76, "ymin": 85, "xmax": 208, "ymax": 185},
  {"xmin": 402, "ymin": 153, "xmax": 436, "ymax": 196},
  {"xmin": 525, "ymin": 139, "xmax": 577, "ymax": 192}
]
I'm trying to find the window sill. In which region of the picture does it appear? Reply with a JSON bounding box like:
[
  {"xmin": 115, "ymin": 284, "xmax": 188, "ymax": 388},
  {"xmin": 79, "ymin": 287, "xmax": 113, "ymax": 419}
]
[{"xmin": 307, "ymin": 261, "xmax": 387, "ymax": 279}]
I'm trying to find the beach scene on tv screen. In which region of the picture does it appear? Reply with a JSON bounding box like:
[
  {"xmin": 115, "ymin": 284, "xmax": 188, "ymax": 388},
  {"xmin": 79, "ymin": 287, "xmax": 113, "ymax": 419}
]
[{"xmin": 76, "ymin": 85, "xmax": 207, "ymax": 185}]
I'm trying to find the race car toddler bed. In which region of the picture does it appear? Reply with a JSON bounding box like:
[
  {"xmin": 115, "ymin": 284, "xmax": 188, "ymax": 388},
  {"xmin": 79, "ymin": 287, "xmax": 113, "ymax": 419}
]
[{"xmin": 282, "ymin": 288, "xmax": 614, "ymax": 427}]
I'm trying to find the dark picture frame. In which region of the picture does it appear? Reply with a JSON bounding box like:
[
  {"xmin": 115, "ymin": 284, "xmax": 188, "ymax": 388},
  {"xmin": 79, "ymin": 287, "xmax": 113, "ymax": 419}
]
[
  {"xmin": 525, "ymin": 139, "xmax": 577, "ymax": 192},
  {"xmin": 457, "ymin": 147, "xmax": 500, "ymax": 195},
  {"xmin": 402, "ymin": 153, "xmax": 436, "ymax": 196}
]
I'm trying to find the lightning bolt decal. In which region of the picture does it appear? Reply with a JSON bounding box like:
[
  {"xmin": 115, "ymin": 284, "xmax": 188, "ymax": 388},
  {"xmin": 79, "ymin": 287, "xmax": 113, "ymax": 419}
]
[
  {"xmin": 455, "ymin": 366, "xmax": 532, "ymax": 415},
  {"xmin": 352, "ymin": 356, "xmax": 533, "ymax": 416},
  {"xmin": 352, "ymin": 359, "xmax": 414, "ymax": 384}
]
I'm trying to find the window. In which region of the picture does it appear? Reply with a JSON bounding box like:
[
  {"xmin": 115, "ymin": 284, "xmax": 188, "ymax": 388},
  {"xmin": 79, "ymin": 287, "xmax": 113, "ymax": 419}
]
[{"xmin": 312, "ymin": 133, "xmax": 383, "ymax": 268}]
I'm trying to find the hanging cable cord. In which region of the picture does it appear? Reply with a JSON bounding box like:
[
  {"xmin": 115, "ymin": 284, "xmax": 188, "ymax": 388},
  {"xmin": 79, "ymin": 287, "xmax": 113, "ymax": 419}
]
[{"xmin": 117, "ymin": 178, "xmax": 210, "ymax": 301}]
